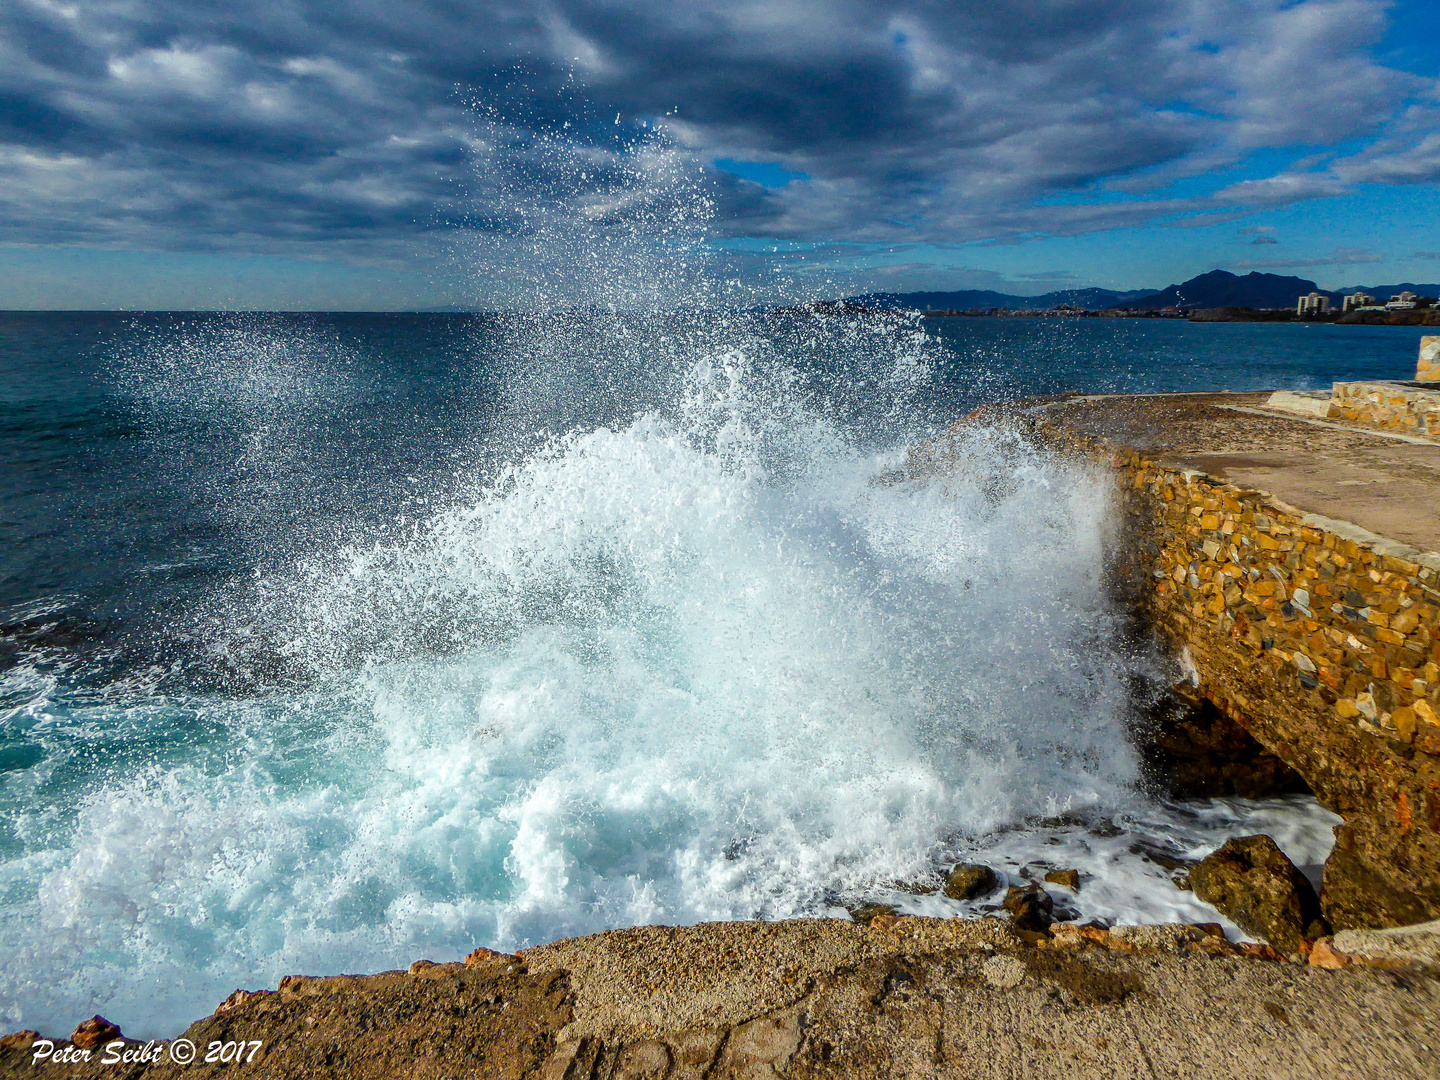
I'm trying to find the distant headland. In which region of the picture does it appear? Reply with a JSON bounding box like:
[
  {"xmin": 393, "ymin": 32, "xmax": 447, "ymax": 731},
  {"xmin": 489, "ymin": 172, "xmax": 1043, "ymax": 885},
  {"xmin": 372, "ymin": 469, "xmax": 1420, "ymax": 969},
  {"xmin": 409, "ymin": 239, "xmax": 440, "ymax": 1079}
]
[{"xmin": 856, "ymin": 269, "xmax": 1440, "ymax": 325}]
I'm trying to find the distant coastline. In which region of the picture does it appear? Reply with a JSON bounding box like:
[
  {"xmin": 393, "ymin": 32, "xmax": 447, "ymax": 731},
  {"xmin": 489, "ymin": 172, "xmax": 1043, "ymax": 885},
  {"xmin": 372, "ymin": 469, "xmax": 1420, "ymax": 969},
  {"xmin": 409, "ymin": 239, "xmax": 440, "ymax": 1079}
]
[
  {"xmin": 859, "ymin": 268, "xmax": 1440, "ymax": 324},
  {"xmin": 916, "ymin": 305, "xmax": 1440, "ymax": 326}
]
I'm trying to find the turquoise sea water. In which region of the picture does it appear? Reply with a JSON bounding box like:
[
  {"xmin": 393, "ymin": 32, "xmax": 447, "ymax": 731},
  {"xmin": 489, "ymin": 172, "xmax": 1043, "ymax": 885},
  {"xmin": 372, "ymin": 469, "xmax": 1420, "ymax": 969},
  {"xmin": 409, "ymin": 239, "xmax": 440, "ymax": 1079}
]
[{"xmin": 1, "ymin": 310, "xmax": 1420, "ymax": 1037}]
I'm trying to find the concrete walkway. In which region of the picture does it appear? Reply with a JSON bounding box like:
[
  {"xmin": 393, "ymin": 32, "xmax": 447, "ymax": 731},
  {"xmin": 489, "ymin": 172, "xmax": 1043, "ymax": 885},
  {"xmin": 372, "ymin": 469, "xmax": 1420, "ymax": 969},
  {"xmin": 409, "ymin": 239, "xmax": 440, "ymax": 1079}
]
[{"xmin": 1038, "ymin": 392, "xmax": 1440, "ymax": 557}]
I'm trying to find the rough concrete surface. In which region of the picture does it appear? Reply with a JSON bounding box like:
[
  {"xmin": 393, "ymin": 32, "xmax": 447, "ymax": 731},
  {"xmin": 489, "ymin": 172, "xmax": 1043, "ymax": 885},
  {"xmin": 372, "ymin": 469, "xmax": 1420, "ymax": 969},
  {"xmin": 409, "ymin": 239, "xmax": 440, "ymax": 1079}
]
[
  {"xmin": 1333, "ymin": 919, "xmax": 1440, "ymax": 972},
  {"xmin": 3, "ymin": 919, "xmax": 1436, "ymax": 1079},
  {"xmin": 1042, "ymin": 392, "xmax": 1440, "ymax": 554}
]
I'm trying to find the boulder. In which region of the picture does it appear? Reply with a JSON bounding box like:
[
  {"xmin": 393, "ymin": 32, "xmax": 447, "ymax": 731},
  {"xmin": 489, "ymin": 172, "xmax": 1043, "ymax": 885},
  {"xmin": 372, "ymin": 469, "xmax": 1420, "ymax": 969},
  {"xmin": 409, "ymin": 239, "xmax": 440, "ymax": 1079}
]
[
  {"xmin": 1321, "ymin": 822, "xmax": 1440, "ymax": 931},
  {"xmin": 70, "ymin": 1016, "xmax": 122, "ymax": 1049},
  {"xmin": 1044, "ymin": 868, "xmax": 1080, "ymax": 890},
  {"xmin": 943, "ymin": 863, "xmax": 998, "ymax": 901},
  {"xmin": 847, "ymin": 902, "xmax": 898, "ymax": 925},
  {"xmin": 1002, "ymin": 886, "xmax": 1054, "ymax": 932},
  {"xmin": 1190, "ymin": 835, "xmax": 1328, "ymax": 954}
]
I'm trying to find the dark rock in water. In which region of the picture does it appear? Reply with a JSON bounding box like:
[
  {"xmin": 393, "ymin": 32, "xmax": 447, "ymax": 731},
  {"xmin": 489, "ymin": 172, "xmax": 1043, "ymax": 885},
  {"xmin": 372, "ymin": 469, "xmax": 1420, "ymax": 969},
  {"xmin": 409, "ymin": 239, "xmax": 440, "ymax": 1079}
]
[
  {"xmin": 943, "ymin": 863, "xmax": 998, "ymax": 900},
  {"xmin": 847, "ymin": 902, "xmax": 898, "ymax": 925},
  {"xmin": 1191, "ymin": 835, "xmax": 1329, "ymax": 954},
  {"xmin": 1044, "ymin": 868, "xmax": 1081, "ymax": 891},
  {"xmin": 70, "ymin": 1016, "xmax": 122, "ymax": 1049},
  {"xmin": 1127, "ymin": 839, "xmax": 1196, "ymax": 874},
  {"xmin": 1003, "ymin": 886, "xmax": 1054, "ymax": 932},
  {"xmin": 893, "ymin": 877, "xmax": 938, "ymax": 896},
  {"xmin": 1136, "ymin": 690, "xmax": 1309, "ymax": 799}
]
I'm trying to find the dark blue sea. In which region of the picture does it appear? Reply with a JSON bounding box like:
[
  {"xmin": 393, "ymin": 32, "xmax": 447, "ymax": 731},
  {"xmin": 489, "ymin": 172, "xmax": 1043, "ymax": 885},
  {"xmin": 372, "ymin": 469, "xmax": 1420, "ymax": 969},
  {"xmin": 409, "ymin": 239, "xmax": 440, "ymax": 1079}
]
[{"xmin": 0, "ymin": 309, "xmax": 1422, "ymax": 1035}]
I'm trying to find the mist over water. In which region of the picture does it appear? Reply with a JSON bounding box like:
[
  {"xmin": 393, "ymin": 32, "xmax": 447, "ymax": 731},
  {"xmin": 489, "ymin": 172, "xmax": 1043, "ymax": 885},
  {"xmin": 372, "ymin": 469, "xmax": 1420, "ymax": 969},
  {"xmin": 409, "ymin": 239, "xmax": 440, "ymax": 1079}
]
[{"xmin": 0, "ymin": 126, "xmax": 1355, "ymax": 1038}]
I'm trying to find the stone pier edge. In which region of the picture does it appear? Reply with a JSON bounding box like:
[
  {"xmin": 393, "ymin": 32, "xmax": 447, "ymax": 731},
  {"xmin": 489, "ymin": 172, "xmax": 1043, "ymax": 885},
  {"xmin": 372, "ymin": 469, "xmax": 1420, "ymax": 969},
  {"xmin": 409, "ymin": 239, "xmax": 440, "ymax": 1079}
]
[{"xmin": 1036, "ymin": 416, "xmax": 1440, "ymax": 929}]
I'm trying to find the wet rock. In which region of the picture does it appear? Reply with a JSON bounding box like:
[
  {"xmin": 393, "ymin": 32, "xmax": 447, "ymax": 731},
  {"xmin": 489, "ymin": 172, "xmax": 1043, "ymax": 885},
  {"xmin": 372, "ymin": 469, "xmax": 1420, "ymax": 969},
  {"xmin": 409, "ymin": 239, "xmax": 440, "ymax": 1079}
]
[
  {"xmin": 943, "ymin": 863, "xmax": 998, "ymax": 900},
  {"xmin": 1190, "ymin": 835, "xmax": 1329, "ymax": 954},
  {"xmin": 1044, "ymin": 868, "xmax": 1080, "ymax": 890},
  {"xmin": 893, "ymin": 877, "xmax": 938, "ymax": 896},
  {"xmin": 1017, "ymin": 951, "xmax": 1147, "ymax": 1004},
  {"xmin": 848, "ymin": 902, "xmax": 898, "ymax": 925},
  {"xmin": 1002, "ymin": 886, "xmax": 1054, "ymax": 932},
  {"xmin": 1127, "ymin": 839, "xmax": 1196, "ymax": 874},
  {"xmin": 69, "ymin": 1016, "xmax": 121, "ymax": 1049}
]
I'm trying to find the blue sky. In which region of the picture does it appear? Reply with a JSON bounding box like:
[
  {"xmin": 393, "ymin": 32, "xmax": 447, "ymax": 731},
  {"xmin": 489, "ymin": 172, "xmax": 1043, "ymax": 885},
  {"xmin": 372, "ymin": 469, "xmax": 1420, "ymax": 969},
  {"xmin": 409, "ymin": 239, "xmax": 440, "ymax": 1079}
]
[{"xmin": 1, "ymin": 0, "xmax": 1437, "ymax": 308}]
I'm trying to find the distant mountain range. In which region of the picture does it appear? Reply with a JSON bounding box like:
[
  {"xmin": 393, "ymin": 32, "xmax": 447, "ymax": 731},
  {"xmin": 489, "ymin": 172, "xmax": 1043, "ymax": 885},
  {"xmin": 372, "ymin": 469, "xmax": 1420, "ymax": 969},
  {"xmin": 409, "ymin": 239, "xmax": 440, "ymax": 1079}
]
[{"xmin": 859, "ymin": 270, "xmax": 1440, "ymax": 312}]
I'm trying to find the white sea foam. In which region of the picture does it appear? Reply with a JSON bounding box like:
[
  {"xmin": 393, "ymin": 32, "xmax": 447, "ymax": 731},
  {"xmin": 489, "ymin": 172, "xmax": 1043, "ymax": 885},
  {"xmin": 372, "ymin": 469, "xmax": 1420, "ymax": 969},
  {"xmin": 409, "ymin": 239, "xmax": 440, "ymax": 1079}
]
[
  {"xmin": 0, "ymin": 117, "xmax": 1341, "ymax": 1039},
  {"xmin": 0, "ymin": 340, "xmax": 1341, "ymax": 1038}
]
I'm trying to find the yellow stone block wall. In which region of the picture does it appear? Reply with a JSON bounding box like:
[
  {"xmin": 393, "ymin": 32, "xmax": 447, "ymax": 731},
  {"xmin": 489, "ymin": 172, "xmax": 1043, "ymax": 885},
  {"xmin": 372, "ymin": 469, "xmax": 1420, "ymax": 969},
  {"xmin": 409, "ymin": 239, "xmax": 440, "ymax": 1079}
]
[
  {"xmin": 1418, "ymin": 336, "xmax": 1439, "ymax": 383},
  {"xmin": 1114, "ymin": 453, "xmax": 1440, "ymax": 740},
  {"xmin": 1328, "ymin": 380, "xmax": 1440, "ymax": 437},
  {"xmin": 1045, "ymin": 431, "xmax": 1440, "ymax": 927}
]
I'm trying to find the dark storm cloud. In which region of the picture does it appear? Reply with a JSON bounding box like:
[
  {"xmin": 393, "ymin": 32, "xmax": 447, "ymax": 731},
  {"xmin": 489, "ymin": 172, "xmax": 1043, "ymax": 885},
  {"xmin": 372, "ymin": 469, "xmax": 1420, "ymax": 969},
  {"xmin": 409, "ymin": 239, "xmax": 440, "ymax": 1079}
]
[{"xmin": 0, "ymin": 0, "xmax": 1433, "ymax": 255}]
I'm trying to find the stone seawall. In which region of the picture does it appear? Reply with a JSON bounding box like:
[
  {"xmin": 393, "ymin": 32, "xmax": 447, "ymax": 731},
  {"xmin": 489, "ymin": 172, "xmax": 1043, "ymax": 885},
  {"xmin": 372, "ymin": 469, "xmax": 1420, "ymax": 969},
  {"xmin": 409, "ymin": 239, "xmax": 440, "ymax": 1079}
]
[
  {"xmin": 1328, "ymin": 381, "xmax": 1440, "ymax": 437},
  {"xmin": 1419, "ymin": 336, "xmax": 1439, "ymax": 383},
  {"xmin": 1034, "ymin": 396, "xmax": 1440, "ymax": 930}
]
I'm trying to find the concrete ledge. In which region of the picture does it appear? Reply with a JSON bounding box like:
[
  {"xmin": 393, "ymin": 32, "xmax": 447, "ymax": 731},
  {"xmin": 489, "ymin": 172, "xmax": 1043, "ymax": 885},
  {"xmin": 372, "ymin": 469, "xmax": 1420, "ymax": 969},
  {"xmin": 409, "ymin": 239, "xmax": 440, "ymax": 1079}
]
[
  {"xmin": 1266, "ymin": 390, "xmax": 1333, "ymax": 419},
  {"xmin": 6, "ymin": 918, "xmax": 1439, "ymax": 1079}
]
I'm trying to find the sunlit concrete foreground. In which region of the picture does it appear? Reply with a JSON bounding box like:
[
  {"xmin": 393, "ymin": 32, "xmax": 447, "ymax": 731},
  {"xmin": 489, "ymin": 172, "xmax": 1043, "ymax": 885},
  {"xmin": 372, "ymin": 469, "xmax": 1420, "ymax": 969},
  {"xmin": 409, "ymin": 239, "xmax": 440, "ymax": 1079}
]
[{"xmin": 2, "ymin": 918, "xmax": 1438, "ymax": 1079}]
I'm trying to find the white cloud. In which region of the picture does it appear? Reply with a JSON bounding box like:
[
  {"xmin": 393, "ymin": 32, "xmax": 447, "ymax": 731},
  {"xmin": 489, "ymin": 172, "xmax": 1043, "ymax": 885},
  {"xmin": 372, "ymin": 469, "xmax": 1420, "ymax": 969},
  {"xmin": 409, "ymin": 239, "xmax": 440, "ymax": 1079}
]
[{"xmin": 107, "ymin": 45, "xmax": 240, "ymax": 99}]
